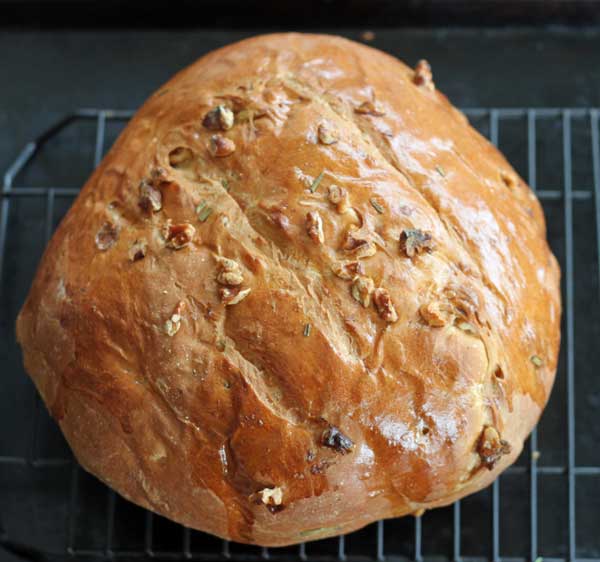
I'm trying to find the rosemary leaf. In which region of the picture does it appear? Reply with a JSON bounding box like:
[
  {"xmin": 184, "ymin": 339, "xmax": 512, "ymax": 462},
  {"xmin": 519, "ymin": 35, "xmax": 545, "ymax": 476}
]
[
  {"xmin": 531, "ymin": 355, "xmax": 543, "ymax": 367},
  {"xmin": 370, "ymin": 198, "xmax": 384, "ymax": 214},
  {"xmin": 309, "ymin": 171, "xmax": 325, "ymax": 193}
]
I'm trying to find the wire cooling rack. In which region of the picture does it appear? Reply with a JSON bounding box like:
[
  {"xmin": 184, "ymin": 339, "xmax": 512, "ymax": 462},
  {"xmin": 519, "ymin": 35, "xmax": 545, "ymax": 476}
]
[{"xmin": 1, "ymin": 107, "xmax": 600, "ymax": 562}]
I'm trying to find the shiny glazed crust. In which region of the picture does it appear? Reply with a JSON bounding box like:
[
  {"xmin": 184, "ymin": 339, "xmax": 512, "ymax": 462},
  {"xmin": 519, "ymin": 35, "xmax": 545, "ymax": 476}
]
[{"xmin": 16, "ymin": 33, "xmax": 560, "ymax": 546}]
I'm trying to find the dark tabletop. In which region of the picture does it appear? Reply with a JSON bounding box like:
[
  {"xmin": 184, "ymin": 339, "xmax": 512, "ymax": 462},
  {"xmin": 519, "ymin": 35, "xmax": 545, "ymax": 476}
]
[{"xmin": 2, "ymin": 26, "xmax": 600, "ymax": 174}]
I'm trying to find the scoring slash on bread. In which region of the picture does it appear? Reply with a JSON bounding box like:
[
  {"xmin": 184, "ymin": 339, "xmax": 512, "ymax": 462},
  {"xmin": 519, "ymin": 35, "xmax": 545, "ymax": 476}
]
[{"xmin": 16, "ymin": 33, "xmax": 560, "ymax": 546}]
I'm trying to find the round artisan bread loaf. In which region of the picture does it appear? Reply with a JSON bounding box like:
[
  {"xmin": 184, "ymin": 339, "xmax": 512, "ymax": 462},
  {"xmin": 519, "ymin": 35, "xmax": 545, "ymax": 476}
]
[{"xmin": 16, "ymin": 33, "xmax": 560, "ymax": 546}]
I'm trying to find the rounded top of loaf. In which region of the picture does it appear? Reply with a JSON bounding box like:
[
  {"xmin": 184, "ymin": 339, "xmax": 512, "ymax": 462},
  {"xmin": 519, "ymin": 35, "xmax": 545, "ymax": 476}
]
[{"xmin": 17, "ymin": 33, "xmax": 560, "ymax": 546}]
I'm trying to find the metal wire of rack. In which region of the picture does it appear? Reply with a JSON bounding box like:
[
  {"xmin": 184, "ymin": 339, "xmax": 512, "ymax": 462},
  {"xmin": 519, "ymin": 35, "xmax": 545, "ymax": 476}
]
[{"xmin": 1, "ymin": 107, "xmax": 600, "ymax": 562}]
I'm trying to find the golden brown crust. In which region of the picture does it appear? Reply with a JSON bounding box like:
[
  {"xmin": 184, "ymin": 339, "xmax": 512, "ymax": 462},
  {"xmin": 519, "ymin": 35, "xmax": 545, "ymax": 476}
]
[{"xmin": 16, "ymin": 33, "xmax": 560, "ymax": 546}]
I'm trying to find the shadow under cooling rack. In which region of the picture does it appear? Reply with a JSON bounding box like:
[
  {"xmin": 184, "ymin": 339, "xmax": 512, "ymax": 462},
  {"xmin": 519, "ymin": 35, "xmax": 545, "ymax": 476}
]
[{"xmin": 2, "ymin": 108, "xmax": 600, "ymax": 562}]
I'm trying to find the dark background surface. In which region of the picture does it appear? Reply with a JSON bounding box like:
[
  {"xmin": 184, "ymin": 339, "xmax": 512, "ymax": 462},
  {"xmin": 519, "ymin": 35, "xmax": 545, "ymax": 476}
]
[
  {"xmin": 2, "ymin": 0, "xmax": 600, "ymax": 27},
  {"xmin": 2, "ymin": 26, "xmax": 600, "ymax": 176}
]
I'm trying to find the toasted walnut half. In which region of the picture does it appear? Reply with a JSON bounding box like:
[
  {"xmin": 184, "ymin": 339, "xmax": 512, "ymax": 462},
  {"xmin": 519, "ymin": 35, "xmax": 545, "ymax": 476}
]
[
  {"xmin": 413, "ymin": 60, "xmax": 435, "ymax": 91},
  {"xmin": 306, "ymin": 211, "xmax": 325, "ymax": 244},
  {"xmin": 373, "ymin": 288, "xmax": 398, "ymax": 323},
  {"xmin": 95, "ymin": 221, "xmax": 119, "ymax": 251},
  {"xmin": 351, "ymin": 275, "xmax": 375, "ymax": 307},
  {"xmin": 217, "ymin": 257, "xmax": 244, "ymax": 286},
  {"xmin": 164, "ymin": 222, "xmax": 196, "ymax": 250},
  {"xmin": 209, "ymin": 135, "xmax": 236, "ymax": 158},
  {"xmin": 400, "ymin": 229, "xmax": 434, "ymax": 258},
  {"xmin": 138, "ymin": 180, "xmax": 162, "ymax": 213},
  {"xmin": 202, "ymin": 105, "xmax": 235, "ymax": 131},
  {"xmin": 477, "ymin": 426, "xmax": 511, "ymax": 470},
  {"xmin": 322, "ymin": 426, "xmax": 354, "ymax": 454}
]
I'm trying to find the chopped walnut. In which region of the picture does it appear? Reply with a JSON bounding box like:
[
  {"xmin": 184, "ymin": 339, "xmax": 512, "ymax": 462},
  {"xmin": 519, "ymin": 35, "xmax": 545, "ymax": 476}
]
[
  {"xmin": 164, "ymin": 302, "xmax": 185, "ymax": 337},
  {"xmin": 318, "ymin": 122, "xmax": 338, "ymax": 145},
  {"xmin": 306, "ymin": 211, "xmax": 325, "ymax": 244},
  {"xmin": 164, "ymin": 316, "xmax": 181, "ymax": 336},
  {"xmin": 259, "ymin": 487, "xmax": 283, "ymax": 507},
  {"xmin": 168, "ymin": 147, "xmax": 194, "ymax": 167},
  {"xmin": 500, "ymin": 170, "xmax": 519, "ymax": 190},
  {"xmin": 151, "ymin": 167, "xmax": 167, "ymax": 181},
  {"xmin": 217, "ymin": 257, "xmax": 244, "ymax": 286},
  {"xmin": 343, "ymin": 227, "xmax": 366, "ymax": 251},
  {"xmin": 327, "ymin": 185, "xmax": 349, "ymax": 213},
  {"xmin": 420, "ymin": 301, "xmax": 453, "ymax": 327},
  {"xmin": 355, "ymin": 100, "xmax": 385, "ymax": 116},
  {"xmin": 218, "ymin": 271, "xmax": 244, "ymax": 286},
  {"xmin": 322, "ymin": 426, "xmax": 354, "ymax": 454},
  {"xmin": 209, "ymin": 135, "xmax": 236, "ymax": 158},
  {"xmin": 413, "ymin": 60, "xmax": 435, "ymax": 91},
  {"xmin": 373, "ymin": 288, "xmax": 398, "ymax": 323},
  {"xmin": 219, "ymin": 286, "xmax": 251, "ymax": 305},
  {"xmin": 477, "ymin": 426, "xmax": 511, "ymax": 470},
  {"xmin": 164, "ymin": 222, "xmax": 196, "ymax": 250},
  {"xmin": 129, "ymin": 238, "xmax": 148, "ymax": 261},
  {"xmin": 331, "ymin": 260, "xmax": 363, "ymax": 280},
  {"xmin": 351, "ymin": 275, "xmax": 375, "ymax": 307},
  {"xmin": 400, "ymin": 229, "xmax": 434, "ymax": 258},
  {"xmin": 138, "ymin": 180, "xmax": 162, "ymax": 213},
  {"xmin": 202, "ymin": 105, "xmax": 235, "ymax": 131},
  {"xmin": 350, "ymin": 241, "xmax": 377, "ymax": 259},
  {"xmin": 343, "ymin": 227, "xmax": 377, "ymax": 259},
  {"xmin": 95, "ymin": 221, "xmax": 119, "ymax": 251}
]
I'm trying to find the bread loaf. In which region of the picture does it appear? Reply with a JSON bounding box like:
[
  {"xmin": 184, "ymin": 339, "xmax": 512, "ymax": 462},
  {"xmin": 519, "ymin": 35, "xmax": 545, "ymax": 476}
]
[{"xmin": 16, "ymin": 33, "xmax": 560, "ymax": 546}]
